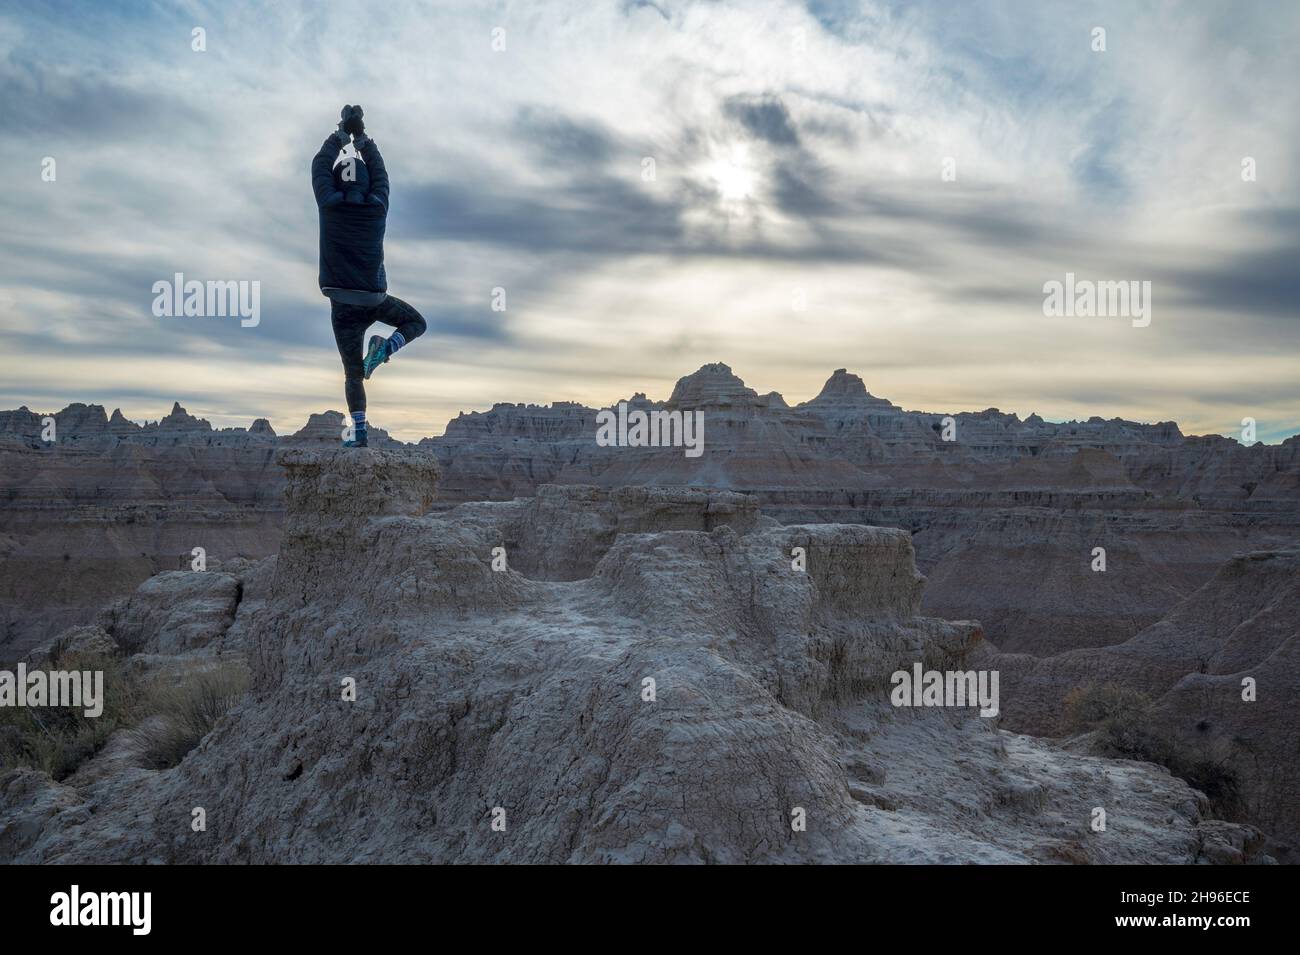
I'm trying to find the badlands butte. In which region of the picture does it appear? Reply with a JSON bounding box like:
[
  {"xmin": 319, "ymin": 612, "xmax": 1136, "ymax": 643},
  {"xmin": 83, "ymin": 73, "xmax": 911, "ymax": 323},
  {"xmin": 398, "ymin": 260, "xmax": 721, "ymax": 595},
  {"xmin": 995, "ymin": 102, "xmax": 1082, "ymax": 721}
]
[{"xmin": 1, "ymin": 362, "xmax": 1297, "ymax": 863}]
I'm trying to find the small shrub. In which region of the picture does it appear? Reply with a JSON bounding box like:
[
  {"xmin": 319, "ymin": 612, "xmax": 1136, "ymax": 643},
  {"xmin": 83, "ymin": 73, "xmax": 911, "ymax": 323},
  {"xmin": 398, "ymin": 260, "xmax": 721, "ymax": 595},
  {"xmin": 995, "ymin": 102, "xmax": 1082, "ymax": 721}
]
[
  {"xmin": 1063, "ymin": 683, "xmax": 1151, "ymax": 732},
  {"xmin": 1063, "ymin": 683, "xmax": 1173, "ymax": 763},
  {"xmin": 1062, "ymin": 682, "xmax": 1244, "ymax": 819},
  {"xmin": 129, "ymin": 663, "xmax": 250, "ymax": 769}
]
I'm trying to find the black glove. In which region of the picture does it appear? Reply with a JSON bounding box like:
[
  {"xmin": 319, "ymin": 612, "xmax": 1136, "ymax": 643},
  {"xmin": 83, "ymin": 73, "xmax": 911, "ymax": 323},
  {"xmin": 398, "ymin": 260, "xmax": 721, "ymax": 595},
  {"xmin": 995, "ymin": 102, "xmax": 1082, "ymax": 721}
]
[{"xmin": 341, "ymin": 104, "xmax": 366, "ymax": 138}]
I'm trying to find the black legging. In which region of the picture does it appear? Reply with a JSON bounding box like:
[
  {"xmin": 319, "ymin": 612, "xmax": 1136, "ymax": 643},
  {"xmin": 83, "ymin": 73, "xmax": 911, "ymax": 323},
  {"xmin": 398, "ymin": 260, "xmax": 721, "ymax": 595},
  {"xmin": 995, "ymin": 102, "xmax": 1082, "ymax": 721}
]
[{"xmin": 331, "ymin": 295, "xmax": 427, "ymax": 412}]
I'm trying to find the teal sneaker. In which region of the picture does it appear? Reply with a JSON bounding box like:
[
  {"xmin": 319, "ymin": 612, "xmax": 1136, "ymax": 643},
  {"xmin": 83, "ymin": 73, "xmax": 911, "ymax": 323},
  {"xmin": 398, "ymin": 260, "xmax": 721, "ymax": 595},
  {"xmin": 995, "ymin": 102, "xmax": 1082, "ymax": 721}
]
[
  {"xmin": 363, "ymin": 335, "xmax": 389, "ymax": 380},
  {"xmin": 342, "ymin": 434, "xmax": 368, "ymax": 448}
]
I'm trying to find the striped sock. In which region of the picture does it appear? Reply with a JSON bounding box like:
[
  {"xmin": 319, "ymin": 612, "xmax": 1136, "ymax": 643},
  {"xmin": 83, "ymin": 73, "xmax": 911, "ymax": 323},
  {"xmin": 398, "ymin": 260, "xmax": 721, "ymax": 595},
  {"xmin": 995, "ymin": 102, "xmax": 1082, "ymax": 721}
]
[
  {"xmin": 387, "ymin": 331, "xmax": 407, "ymax": 356},
  {"xmin": 351, "ymin": 410, "xmax": 367, "ymax": 436}
]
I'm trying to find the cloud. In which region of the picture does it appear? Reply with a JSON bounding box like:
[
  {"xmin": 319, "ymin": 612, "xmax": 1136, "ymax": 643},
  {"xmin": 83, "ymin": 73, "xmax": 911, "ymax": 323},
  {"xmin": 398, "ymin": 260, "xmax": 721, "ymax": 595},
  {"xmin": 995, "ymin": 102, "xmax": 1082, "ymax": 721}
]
[
  {"xmin": 724, "ymin": 94, "xmax": 801, "ymax": 146},
  {"xmin": 512, "ymin": 107, "xmax": 620, "ymax": 166},
  {"xmin": 1, "ymin": 0, "xmax": 1297, "ymax": 442}
]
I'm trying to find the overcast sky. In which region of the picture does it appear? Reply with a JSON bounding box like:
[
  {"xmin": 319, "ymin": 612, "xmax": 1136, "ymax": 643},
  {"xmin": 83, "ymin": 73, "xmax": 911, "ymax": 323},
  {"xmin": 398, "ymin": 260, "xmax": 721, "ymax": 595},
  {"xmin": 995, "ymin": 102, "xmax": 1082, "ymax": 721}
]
[{"xmin": 4, "ymin": 0, "xmax": 1298, "ymax": 441}]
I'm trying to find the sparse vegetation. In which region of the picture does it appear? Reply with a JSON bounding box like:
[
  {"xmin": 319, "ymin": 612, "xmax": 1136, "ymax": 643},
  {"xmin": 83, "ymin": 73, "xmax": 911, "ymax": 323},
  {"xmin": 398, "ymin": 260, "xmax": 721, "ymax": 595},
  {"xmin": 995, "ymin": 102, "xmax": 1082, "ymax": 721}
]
[
  {"xmin": 1063, "ymin": 682, "xmax": 1243, "ymax": 819},
  {"xmin": 128, "ymin": 662, "xmax": 250, "ymax": 769},
  {"xmin": 1063, "ymin": 683, "xmax": 1153, "ymax": 753},
  {"xmin": 1, "ymin": 647, "xmax": 250, "ymax": 780},
  {"xmin": 0, "ymin": 647, "xmax": 138, "ymax": 780}
]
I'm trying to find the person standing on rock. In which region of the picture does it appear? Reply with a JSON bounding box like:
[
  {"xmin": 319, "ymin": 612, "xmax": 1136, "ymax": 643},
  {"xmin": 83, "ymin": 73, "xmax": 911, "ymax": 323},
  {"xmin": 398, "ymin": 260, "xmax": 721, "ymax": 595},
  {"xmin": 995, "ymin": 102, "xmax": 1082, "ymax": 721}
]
[{"xmin": 312, "ymin": 105, "xmax": 426, "ymax": 448}]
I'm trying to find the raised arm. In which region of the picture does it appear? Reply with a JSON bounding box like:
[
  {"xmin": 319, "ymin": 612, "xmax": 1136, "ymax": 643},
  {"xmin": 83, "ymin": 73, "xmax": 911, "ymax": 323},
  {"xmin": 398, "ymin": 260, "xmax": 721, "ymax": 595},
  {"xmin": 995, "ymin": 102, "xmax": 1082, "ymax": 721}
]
[
  {"xmin": 312, "ymin": 131, "xmax": 349, "ymax": 208},
  {"xmin": 356, "ymin": 136, "xmax": 389, "ymax": 211}
]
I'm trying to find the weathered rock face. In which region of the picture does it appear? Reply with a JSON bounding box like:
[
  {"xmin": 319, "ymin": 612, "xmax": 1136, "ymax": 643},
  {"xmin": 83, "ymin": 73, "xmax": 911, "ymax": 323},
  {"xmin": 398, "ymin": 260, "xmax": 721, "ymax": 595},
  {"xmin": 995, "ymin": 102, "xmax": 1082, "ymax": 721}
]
[
  {"xmin": 97, "ymin": 572, "xmax": 244, "ymax": 656},
  {"xmin": 0, "ymin": 450, "xmax": 1266, "ymax": 864},
  {"xmin": 13, "ymin": 552, "xmax": 272, "ymax": 667},
  {"xmin": 446, "ymin": 484, "xmax": 769, "ymax": 581},
  {"xmin": 987, "ymin": 548, "xmax": 1300, "ymax": 856},
  {"xmin": 21, "ymin": 625, "xmax": 117, "ymax": 667}
]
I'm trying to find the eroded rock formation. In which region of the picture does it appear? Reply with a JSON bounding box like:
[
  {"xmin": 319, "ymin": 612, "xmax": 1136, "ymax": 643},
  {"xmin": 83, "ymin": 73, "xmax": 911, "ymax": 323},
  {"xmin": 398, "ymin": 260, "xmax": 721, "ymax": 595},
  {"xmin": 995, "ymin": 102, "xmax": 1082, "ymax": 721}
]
[{"xmin": 0, "ymin": 450, "xmax": 1268, "ymax": 863}]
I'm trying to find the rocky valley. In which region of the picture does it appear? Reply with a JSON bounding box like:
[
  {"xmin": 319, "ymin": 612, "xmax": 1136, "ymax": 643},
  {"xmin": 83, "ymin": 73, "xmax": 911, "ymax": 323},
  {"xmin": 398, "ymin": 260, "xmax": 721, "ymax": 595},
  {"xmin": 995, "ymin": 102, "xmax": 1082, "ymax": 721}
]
[
  {"xmin": 0, "ymin": 449, "xmax": 1278, "ymax": 863},
  {"xmin": 1, "ymin": 363, "xmax": 1297, "ymax": 861}
]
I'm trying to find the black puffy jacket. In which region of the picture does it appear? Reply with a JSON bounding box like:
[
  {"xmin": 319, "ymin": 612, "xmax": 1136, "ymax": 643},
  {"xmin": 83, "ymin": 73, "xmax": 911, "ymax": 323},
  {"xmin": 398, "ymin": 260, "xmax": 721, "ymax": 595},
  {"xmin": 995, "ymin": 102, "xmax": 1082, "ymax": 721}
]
[{"xmin": 312, "ymin": 135, "xmax": 390, "ymax": 294}]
